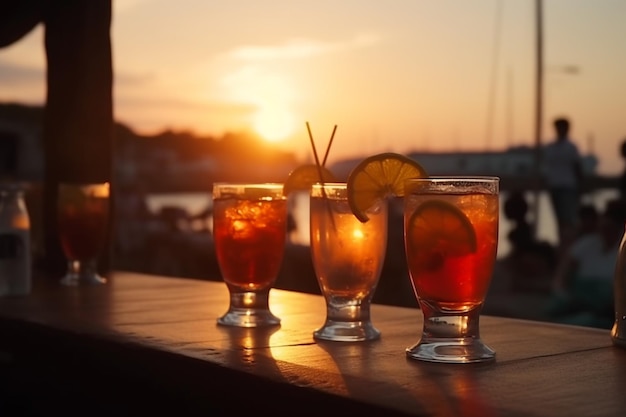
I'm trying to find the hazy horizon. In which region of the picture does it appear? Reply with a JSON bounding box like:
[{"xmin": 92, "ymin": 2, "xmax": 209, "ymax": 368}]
[{"xmin": 1, "ymin": 0, "xmax": 625, "ymax": 174}]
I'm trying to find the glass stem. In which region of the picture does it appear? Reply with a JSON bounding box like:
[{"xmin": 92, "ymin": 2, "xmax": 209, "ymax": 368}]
[
  {"xmin": 68, "ymin": 259, "xmax": 81, "ymax": 276},
  {"xmin": 420, "ymin": 300, "xmax": 482, "ymax": 339},
  {"xmin": 228, "ymin": 288, "xmax": 271, "ymax": 311},
  {"xmin": 326, "ymin": 297, "xmax": 371, "ymax": 323}
]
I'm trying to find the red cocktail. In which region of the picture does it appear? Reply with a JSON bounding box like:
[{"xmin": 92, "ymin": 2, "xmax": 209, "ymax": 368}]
[
  {"xmin": 213, "ymin": 183, "xmax": 287, "ymax": 327},
  {"xmin": 58, "ymin": 183, "xmax": 110, "ymax": 286},
  {"xmin": 404, "ymin": 177, "xmax": 499, "ymax": 363}
]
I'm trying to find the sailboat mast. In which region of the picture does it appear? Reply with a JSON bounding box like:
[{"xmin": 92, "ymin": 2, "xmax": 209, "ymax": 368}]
[{"xmin": 532, "ymin": 0, "xmax": 544, "ymax": 235}]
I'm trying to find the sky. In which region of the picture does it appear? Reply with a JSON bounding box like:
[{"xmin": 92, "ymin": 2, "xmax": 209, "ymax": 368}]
[{"xmin": 1, "ymin": 0, "xmax": 626, "ymax": 174}]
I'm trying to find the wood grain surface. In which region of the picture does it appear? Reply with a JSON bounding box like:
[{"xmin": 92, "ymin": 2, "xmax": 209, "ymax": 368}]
[{"xmin": 1, "ymin": 271, "xmax": 625, "ymax": 417}]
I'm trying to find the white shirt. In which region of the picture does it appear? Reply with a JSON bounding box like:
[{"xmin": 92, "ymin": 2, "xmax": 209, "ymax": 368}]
[
  {"xmin": 570, "ymin": 234, "xmax": 619, "ymax": 281},
  {"xmin": 542, "ymin": 139, "xmax": 581, "ymax": 188}
]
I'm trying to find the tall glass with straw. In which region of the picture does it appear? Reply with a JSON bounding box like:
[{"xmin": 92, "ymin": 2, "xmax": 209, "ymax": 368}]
[{"xmin": 310, "ymin": 181, "xmax": 387, "ymax": 341}]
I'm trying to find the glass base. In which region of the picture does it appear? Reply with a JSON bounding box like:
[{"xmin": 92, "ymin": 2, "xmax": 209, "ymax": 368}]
[
  {"xmin": 612, "ymin": 322, "xmax": 626, "ymax": 348},
  {"xmin": 60, "ymin": 260, "xmax": 106, "ymax": 286},
  {"xmin": 406, "ymin": 337, "xmax": 495, "ymax": 363},
  {"xmin": 60, "ymin": 272, "xmax": 107, "ymax": 286},
  {"xmin": 217, "ymin": 308, "xmax": 280, "ymax": 328},
  {"xmin": 217, "ymin": 290, "xmax": 280, "ymax": 328},
  {"xmin": 407, "ymin": 301, "xmax": 495, "ymax": 363},
  {"xmin": 314, "ymin": 320, "xmax": 381, "ymax": 342}
]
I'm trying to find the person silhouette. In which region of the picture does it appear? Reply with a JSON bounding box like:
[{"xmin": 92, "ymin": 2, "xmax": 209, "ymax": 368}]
[
  {"xmin": 576, "ymin": 203, "xmax": 599, "ymax": 239},
  {"xmin": 501, "ymin": 190, "xmax": 556, "ymax": 292},
  {"xmin": 503, "ymin": 190, "xmax": 533, "ymax": 253},
  {"xmin": 546, "ymin": 198, "xmax": 626, "ymax": 328},
  {"xmin": 618, "ymin": 138, "xmax": 626, "ymax": 201},
  {"xmin": 542, "ymin": 117, "xmax": 584, "ymax": 253}
]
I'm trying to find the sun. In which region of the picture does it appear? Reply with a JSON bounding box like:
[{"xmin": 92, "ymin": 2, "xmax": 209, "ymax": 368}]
[
  {"xmin": 213, "ymin": 64, "xmax": 298, "ymax": 143},
  {"xmin": 253, "ymin": 106, "xmax": 297, "ymax": 143}
]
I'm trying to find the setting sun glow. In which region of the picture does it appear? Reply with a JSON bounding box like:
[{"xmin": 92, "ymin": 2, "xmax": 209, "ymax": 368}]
[
  {"xmin": 254, "ymin": 106, "xmax": 296, "ymax": 143},
  {"xmin": 1, "ymin": 2, "xmax": 625, "ymax": 173}
]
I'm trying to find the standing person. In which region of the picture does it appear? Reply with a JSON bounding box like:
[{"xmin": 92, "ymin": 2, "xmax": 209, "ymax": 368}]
[
  {"xmin": 618, "ymin": 138, "xmax": 626, "ymax": 201},
  {"xmin": 542, "ymin": 117, "xmax": 584, "ymax": 253}
]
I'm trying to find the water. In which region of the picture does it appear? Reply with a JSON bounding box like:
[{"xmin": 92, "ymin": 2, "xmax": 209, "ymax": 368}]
[{"xmin": 146, "ymin": 188, "xmax": 620, "ymax": 259}]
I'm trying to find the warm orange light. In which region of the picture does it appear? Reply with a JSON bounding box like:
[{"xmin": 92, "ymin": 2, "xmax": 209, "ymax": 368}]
[
  {"xmin": 352, "ymin": 227, "xmax": 365, "ymax": 240},
  {"xmin": 253, "ymin": 106, "xmax": 296, "ymax": 143}
]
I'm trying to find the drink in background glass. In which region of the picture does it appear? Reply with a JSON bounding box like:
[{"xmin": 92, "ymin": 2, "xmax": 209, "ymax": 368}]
[
  {"xmin": 58, "ymin": 182, "xmax": 110, "ymax": 286},
  {"xmin": 310, "ymin": 183, "xmax": 387, "ymax": 341},
  {"xmin": 404, "ymin": 177, "xmax": 499, "ymax": 363},
  {"xmin": 213, "ymin": 183, "xmax": 287, "ymax": 327},
  {"xmin": 612, "ymin": 229, "xmax": 626, "ymax": 348},
  {"xmin": 0, "ymin": 184, "xmax": 31, "ymax": 296}
]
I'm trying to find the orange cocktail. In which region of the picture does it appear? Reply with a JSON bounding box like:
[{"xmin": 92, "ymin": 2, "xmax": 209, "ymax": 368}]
[
  {"xmin": 404, "ymin": 177, "xmax": 499, "ymax": 363},
  {"xmin": 212, "ymin": 183, "xmax": 287, "ymax": 327},
  {"xmin": 310, "ymin": 183, "xmax": 387, "ymax": 342}
]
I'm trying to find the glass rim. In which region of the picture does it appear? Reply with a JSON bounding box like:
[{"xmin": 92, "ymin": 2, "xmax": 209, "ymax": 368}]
[
  {"xmin": 212, "ymin": 182, "xmax": 284, "ymax": 188},
  {"xmin": 311, "ymin": 182, "xmax": 347, "ymax": 188},
  {"xmin": 58, "ymin": 182, "xmax": 110, "ymax": 196},
  {"xmin": 310, "ymin": 182, "xmax": 348, "ymax": 199},
  {"xmin": 405, "ymin": 176, "xmax": 499, "ymax": 183},
  {"xmin": 212, "ymin": 182, "xmax": 286, "ymax": 199},
  {"xmin": 58, "ymin": 181, "xmax": 110, "ymax": 186}
]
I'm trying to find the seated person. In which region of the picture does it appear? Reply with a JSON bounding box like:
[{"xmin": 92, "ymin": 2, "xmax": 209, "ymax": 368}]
[
  {"xmin": 545, "ymin": 199, "xmax": 626, "ymax": 328},
  {"xmin": 576, "ymin": 203, "xmax": 599, "ymax": 238},
  {"xmin": 499, "ymin": 190, "xmax": 557, "ymax": 293}
]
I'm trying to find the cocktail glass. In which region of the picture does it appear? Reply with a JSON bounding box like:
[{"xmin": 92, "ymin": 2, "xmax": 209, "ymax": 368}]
[
  {"xmin": 403, "ymin": 177, "xmax": 499, "ymax": 363},
  {"xmin": 58, "ymin": 182, "xmax": 110, "ymax": 286},
  {"xmin": 310, "ymin": 183, "xmax": 387, "ymax": 342},
  {"xmin": 212, "ymin": 183, "xmax": 287, "ymax": 327}
]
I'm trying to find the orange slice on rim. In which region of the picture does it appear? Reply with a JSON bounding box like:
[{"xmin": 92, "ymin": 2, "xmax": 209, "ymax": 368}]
[
  {"xmin": 346, "ymin": 152, "xmax": 427, "ymax": 222},
  {"xmin": 283, "ymin": 164, "xmax": 337, "ymax": 196}
]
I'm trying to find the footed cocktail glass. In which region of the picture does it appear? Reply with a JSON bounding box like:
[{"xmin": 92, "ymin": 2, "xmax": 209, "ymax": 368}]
[
  {"xmin": 212, "ymin": 183, "xmax": 287, "ymax": 327},
  {"xmin": 58, "ymin": 182, "xmax": 110, "ymax": 286},
  {"xmin": 310, "ymin": 183, "xmax": 387, "ymax": 342},
  {"xmin": 404, "ymin": 177, "xmax": 499, "ymax": 363}
]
